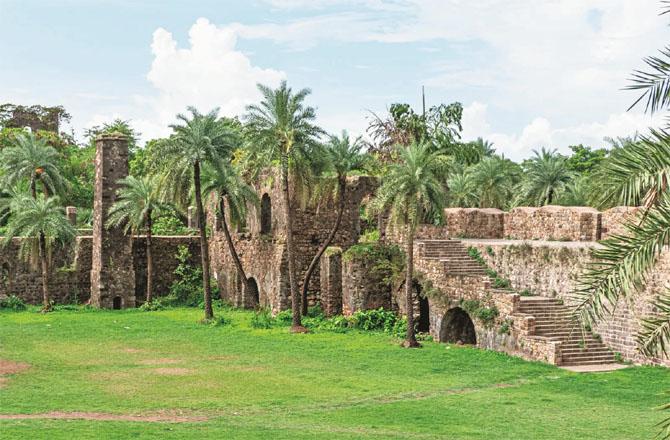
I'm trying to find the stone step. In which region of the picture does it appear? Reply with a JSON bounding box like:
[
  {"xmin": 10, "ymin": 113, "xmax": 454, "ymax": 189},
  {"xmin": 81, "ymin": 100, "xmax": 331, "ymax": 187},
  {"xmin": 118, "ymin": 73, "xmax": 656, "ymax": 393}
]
[{"xmin": 562, "ymin": 355, "xmax": 616, "ymax": 365}]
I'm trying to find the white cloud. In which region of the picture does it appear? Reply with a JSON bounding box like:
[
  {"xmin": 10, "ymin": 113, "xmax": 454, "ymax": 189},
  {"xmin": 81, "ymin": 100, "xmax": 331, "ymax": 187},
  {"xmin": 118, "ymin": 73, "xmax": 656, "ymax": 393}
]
[
  {"xmin": 461, "ymin": 101, "xmax": 665, "ymax": 160},
  {"xmin": 90, "ymin": 18, "xmax": 286, "ymax": 142}
]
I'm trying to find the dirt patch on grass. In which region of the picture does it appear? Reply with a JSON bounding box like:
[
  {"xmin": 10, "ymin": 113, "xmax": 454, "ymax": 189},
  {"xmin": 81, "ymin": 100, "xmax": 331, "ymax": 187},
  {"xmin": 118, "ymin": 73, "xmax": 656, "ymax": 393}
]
[
  {"xmin": 138, "ymin": 358, "xmax": 181, "ymax": 366},
  {"xmin": 207, "ymin": 355, "xmax": 239, "ymax": 361},
  {"xmin": 0, "ymin": 377, "xmax": 7, "ymax": 388},
  {"xmin": 122, "ymin": 348, "xmax": 146, "ymax": 354},
  {"xmin": 153, "ymin": 368, "xmax": 193, "ymax": 376},
  {"xmin": 0, "ymin": 411, "xmax": 208, "ymax": 423},
  {"xmin": 0, "ymin": 359, "xmax": 30, "ymax": 375}
]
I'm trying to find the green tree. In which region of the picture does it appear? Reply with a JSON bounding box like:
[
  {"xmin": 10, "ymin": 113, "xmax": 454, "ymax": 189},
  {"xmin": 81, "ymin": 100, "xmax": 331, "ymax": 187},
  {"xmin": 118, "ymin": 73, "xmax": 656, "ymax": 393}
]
[
  {"xmin": 575, "ymin": 5, "xmax": 670, "ymax": 436},
  {"xmin": 470, "ymin": 156, "xmax": 521, "ymax": 209},
  {"xmin": 447, "ymin": 169, "xmax": 478, "ymax": 207},
  {"xmin": 106, "ymin": 175, "xmax": 168, "ymax": 304},
  {"xmin": 565, "ymin": 144, "xmax": 608, "ymax": 175},
  {"xmin": 244, "ymin": 81, "xmax": 324, "ymax": 331},
  {"xmin": 160, "ymin": 107, "xmax": 236, "ymax": 321},
  {"xmin": 520, "ymin": 148, "xmax": 574, "ymax": 206},
  {"xmin": 300, "ymin": 131, "xmax": 369, "ymax": 315},
  {"xmin": 0, "ymin": 132, "xmax": 66, "ymax": 199},
  {"xmin": 2, "ymin": 195, "xmax": 75, "ymax": 311},
  {"xmin": 201, "ymin": 159, "xmax": 259, "ymax": 305},
  {"xmin": 371, "ymin": 142, "xmax": 447, "ymax": 347}
]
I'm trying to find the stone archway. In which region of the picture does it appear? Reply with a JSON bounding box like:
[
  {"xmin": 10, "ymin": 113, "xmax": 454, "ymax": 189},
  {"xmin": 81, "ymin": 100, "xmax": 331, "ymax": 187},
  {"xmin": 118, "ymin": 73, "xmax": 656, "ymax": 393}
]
[
  {"xmin": 440, "ymin": 307, "xmax": 476, "ymax": 345},
  {"xmin": 245, "ymin": 277, "xmax": 260, "ymax": 308},
  {"xmin": 112, "ymin": 296, "xmax": 123, "ymax": 310}
]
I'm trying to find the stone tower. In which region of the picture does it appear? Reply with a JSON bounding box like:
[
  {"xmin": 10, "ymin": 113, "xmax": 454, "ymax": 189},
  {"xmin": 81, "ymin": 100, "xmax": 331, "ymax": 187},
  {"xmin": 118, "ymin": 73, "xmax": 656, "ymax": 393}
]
[{"xmin": 90, "ymin": 134, "xmax": 136, "ymax": 309}]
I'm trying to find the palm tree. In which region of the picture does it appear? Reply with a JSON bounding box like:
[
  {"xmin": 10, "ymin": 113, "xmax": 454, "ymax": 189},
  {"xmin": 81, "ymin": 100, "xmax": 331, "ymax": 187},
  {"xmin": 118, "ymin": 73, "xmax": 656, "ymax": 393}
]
[
  {"xmin": 106, "ymin": 175, "xmax": 168, "ymax": 304},
  {"xmin": 447, "ymin": 169, "xmax": 478, "ymax": 207},
  {"xmin": 201, "ymin": 159, "xmax": 259, "ymax": 305},
  {"xmin": 371, "ymin": 142, "xmax": 447, "ymax": 347},
  {"xmin": 521, "ymin": 148, "xmax": 573, "ymax": 206},
  {"xmin": 300, "ymin": 131, "xmax": 369, "ymax": 315},
  {"xmin": 576, "ymin": 6, "xmax": 670, "ymax": 436},
  {"xmin": 244, "ymin": 81, "xmax": 324, "ymax": 332},
  {"xmin": 2, "ymin": 194, "xmax": 75, "ymax": 311},
  {"xmin": 470, "ymin": 156, "xmax": 520, "ymax": 209},
  {"xmin": 160, "ymin": 107, "xmax": 236, "ymax": 320},
  {"xmin": 1, "ymin": 132, "xmax": 66, "ymax": 199}
]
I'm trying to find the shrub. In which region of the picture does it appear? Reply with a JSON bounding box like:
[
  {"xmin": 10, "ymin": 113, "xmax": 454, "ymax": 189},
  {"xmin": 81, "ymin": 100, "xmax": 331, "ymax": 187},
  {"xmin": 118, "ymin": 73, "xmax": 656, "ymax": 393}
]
[
  {"xmin": 139, "ymin": 299, "xmax": 164, "ymax": 311},
  {"xmin": 0, "ymin": 295, "xmax": 26, "ymax": 311},
  {"xmin": 498, "ymin": 319, "xmax": 512, "ymax": 335},
  {"xmin": 152, "ymin": 211, "xmax": 190, "ymax": 236},
  {"xmin": 168, "ymin": 246, "xmax": 204, "ymax": 307},
  {"xmin": 342, "ymin": 243, "xmax": 405, "ymax": 289},
  {"xmin": 250, "ymin": 309, "xmax": 274, "ymax": 329}
]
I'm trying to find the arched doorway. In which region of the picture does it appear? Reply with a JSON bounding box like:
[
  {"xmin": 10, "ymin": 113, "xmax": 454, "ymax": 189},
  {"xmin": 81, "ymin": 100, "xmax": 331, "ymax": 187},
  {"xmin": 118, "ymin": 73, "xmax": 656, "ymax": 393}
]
[
  {"xmin": 245, "ymin": 277, "xmax": 260, "ymax": 308},
  {"xmin": 440, "ymin": 307, "xmax": 476, "ymax": 345},
  {"xmin": 260, "ymin": 194, "xmax": 272, "ymax": 235},
  {"xmin": 417, "ymin": 290, "xmax": 430, "ymax": 333},
  {"xmin": 112, "ymin": 296, "xmax": 123, "ymax": 310}
]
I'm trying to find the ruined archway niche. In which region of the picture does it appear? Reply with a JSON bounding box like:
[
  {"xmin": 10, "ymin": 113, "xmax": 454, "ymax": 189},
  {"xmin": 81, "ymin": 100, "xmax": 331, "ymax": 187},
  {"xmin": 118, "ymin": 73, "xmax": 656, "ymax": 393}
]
[
  {"xmin": 0, "ymin": 262, "xmax": 11, "ymax": 294},
  {"xmin": 260, "ymin": 193, "xmax": 272, "ymax": 235},
  {"xmin": 417, "ymin": 284, "xmax": 430, "ymax": 333},
  {"xmin": 245, "ymin": 277, "xmax": 260, "ymax": 308},
  {"xmin": 440, "ymin": 307, "xmax": 476, "ymax": 345}
]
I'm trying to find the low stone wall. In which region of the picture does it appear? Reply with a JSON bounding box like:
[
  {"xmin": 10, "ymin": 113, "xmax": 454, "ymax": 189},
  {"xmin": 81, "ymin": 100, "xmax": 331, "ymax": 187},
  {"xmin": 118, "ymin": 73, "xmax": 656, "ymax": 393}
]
[
  {"xmin": 601, "ymin": 206, "xmax": 642, "ymax": 239},
  {"xmin": 0, "ymin": 235, "xmax": 201, "ymax": 306},
  {"xmin": 504, "ymin": 206, "xmax": 601, "ymax": 241},
  {"xmin": 443, "ymin": 208, "xmax": 505, "ymax": 239}
]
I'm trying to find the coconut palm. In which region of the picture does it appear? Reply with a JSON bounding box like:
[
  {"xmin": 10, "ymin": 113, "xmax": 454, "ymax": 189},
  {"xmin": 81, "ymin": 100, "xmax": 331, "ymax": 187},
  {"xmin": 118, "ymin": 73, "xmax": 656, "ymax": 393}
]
[
  {"xmin": 201, "ymin": 159, "xmax": 259, "ymax": 305},
  {"xmin": 160, "ymin": 107, "xmax": 237, "ymax": 320},
  {"xmin": 106, "ymin": 175, "xmax": 168, "ymax": 304},
  {"xmin": 300, "ymin": 131, "xmax": 369, "ymax": 315},
  {"xmin": 521, "ymin": 148, "xmax": 573, "ymax": 206},
  {"xmin": 2, "ymin": 194, "xmax": 75, "ymax": 311},
  {"xmin": 371, "ymin": 142, "xmax": 448, "ymax": 347},
  {"xmin": 244, "ymin": 81, "xmax": 324, "ymax": 331},
  {"xmin": 470, "ymin": 156, "xmax": 520, "ymax": 209},
  {"xmin": 1, "ymin": 131, "xmax": 66, "ymax": 199},
  {"xmin": 576, "ymin": 6, "xmax": 670, "ymax": 436}
]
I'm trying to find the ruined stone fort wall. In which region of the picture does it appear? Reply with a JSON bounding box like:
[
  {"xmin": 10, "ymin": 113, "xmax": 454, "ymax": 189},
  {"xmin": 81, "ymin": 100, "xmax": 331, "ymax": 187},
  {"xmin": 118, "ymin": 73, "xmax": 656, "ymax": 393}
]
[{"xmin": 0, "ymin": 236, "xmax": 200, "ymax": 305}]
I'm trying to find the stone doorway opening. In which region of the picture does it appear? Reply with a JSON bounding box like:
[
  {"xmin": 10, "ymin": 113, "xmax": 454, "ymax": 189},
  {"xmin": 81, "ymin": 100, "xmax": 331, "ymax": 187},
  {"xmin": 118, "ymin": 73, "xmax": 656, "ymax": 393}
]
[
  {"xmin": 260, "ymin": 194, "xmax": 272, "ymax": 235},
  {"xmin": 417, "ymin": 290, "xmax": 430, "ymax": 333},
  {"xmin": 112, "ymin": 296, "xmax": 122, "ymax": 310},
  {"xmin": 440, "ymin": 307, "xmax": 476, "ymax": 345},
  {"xmin": 246, "ymin": 277, "xmax": 260, "ymax": 308}
]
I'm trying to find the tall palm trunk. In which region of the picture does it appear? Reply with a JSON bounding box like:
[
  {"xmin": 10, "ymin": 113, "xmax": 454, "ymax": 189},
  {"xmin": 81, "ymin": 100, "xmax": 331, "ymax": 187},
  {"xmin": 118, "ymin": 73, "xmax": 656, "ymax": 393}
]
[
  {"xmin": 280, "ymin": 155, "xmax": 304, "ymax": 330},
  {"xmin": 219, "ymin": 197, "xmax": 251, "ymax": 305},
  {"xmin": 145, "ymin": 210, "xmax": 153, "ymax": 304},
  {"xmin": 193, "ymin": 160, "xmax": 214, "ymax": 320},
  {"xmin": 30, "ymin": 176, "xmax": 37, "ymax": 200},
  {"xmin": 38, "ymin": 231, "xmax": 50, "ymax": 311},
  {"xmin": 404, "ymin": 221, "xmax": 419, "ymax": 347},
  {"xmin": 300, "ymin": 177, "xmax": 346, "ymax": 315}
]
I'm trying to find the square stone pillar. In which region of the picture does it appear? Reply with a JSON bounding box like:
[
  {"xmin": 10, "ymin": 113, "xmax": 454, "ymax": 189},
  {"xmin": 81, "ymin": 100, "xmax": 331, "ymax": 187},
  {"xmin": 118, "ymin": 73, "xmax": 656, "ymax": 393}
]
[{"xmin": 90, "ymin": 134, "xmax": 135, "ymax": 309}]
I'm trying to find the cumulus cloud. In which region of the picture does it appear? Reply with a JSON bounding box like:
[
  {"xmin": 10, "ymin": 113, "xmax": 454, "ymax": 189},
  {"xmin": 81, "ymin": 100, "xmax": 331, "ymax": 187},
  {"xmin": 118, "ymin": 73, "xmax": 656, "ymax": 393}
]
[{"xmin": 461, "ymin": 101, "xmax": 665, "ymax": 160}]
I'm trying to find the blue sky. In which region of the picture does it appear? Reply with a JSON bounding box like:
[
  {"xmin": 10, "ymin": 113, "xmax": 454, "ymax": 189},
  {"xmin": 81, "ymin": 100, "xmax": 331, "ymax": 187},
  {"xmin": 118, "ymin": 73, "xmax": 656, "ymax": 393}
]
[{"xmin": 1, "ymin": 0, "xmax": 668, "ymax": 160}]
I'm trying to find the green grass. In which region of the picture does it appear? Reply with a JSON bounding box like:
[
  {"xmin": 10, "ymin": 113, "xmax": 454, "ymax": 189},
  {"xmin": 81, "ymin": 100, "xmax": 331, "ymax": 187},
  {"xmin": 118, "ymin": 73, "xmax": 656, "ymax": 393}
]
[{"xmin": 0, "ymin": 306, "xmax": 668, "ymax": 439}]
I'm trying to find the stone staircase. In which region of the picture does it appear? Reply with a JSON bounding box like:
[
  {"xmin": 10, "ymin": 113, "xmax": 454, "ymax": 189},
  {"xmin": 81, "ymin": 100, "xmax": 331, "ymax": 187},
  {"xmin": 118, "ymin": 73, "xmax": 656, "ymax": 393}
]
[
  {"xmin": 416, "ymin": 239, "xmax": 487, "ymax": 276},
  {"xmin": 416, "ymin": 238, "xmax": 616, "ymax": 367},
  {"xmin": 518, "ymin": 297, "xmax": 615, "ymax": 366}
]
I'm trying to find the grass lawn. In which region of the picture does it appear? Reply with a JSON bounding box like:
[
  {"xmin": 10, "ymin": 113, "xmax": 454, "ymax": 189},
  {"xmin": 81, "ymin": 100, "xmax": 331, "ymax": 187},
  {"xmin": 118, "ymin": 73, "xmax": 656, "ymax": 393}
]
[{"xmin": 0, "ymin": 305, "xmax": 668, "ymax": 439}]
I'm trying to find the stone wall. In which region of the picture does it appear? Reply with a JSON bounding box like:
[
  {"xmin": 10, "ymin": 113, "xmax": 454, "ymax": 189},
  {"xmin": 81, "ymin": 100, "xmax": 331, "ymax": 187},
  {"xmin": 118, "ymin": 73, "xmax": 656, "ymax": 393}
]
[
  {"xmin": 341, "ymin": 250, "xmax": 393, "ymax": 315},
  {"xmin": 320, "ymin": 248, "xmax": 343, "ymax": 316},
  {"xmin": 601, "ymin": 206, "xmax": 642, "ymax": 239},
  {"xmin": 443, "ymin": 208, "xmax": 505, "ymax": 239},
  {"xmin": 0, "ymin": 235, "xmax": 200, "ymax": 306},
  {"xmin": 468, "ymin": 239, "xmax": 670, "ymax": 365},
  {"xmin": 504, "ymin": 206, "xmax": 601, "ymax": 241},
  {"xmin": 209, "ymin": 171, "xmax": 376, "ymax": 313}
]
